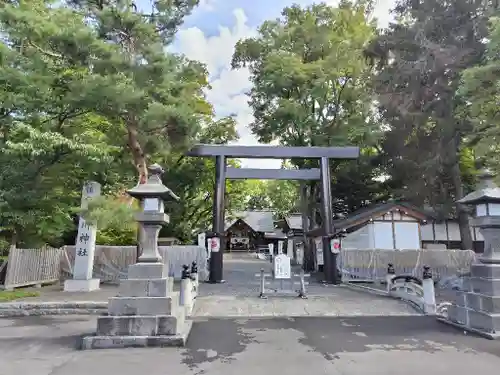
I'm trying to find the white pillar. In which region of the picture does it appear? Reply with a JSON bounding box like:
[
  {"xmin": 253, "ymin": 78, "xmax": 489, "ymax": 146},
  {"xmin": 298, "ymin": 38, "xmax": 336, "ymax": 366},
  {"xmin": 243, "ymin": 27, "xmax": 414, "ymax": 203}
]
[
  {"xmin": 422, "ymin": 266, "xmax": 436, "ymax": 315},
  {"xmin": 259, "ymin": 268, "xmax": 266, "ymax": 298},
  {"xmin": 180, "ymin": 277, "xmax": 193, "ymax": 315},
  {"xmin": 287, "ymin": 239, "xmax": 294, "ymax": 259},
  {"xmin": 386, "ymin": 263, "xmax": 395, "ymax": 293},
  {"xmin": 64, "ymin": 181, "xmax": 101, "ymax": 292},
  {"xmin": 197, "ymin": 232, "xmax": 206, "ymax": 248}
]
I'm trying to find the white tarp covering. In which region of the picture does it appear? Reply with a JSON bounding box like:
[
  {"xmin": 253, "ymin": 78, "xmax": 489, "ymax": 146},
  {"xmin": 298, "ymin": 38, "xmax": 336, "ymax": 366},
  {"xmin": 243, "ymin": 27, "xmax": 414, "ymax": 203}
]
[
  {"xmin": 338, "ymin": 248, "xmax": 476, "ymax": 283},
  {"xmin": 62, "ymin": 245, "xmax": 208, "ymax": 283}
]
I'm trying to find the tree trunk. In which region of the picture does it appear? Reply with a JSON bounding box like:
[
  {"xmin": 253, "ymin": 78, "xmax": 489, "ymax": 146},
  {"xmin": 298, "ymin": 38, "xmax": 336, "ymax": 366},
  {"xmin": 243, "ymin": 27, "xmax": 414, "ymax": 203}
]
[
  {"xmin": 127, "ymin": 121, "xmax": 148, "ymax": 185},
  {"xmin": 449, "ymin": 135, "xmax": 474, "ymax": 250},
  {"xmin": 126, "ymin": 120, "xmax": 147, "ymax": 262},
  {"xmin": 452, "ymin": 163, "xmax": 474, "ymax": 250},
  {"xmin": 9, "ymin": 230, "xmax": 17, "ymax": 251}
]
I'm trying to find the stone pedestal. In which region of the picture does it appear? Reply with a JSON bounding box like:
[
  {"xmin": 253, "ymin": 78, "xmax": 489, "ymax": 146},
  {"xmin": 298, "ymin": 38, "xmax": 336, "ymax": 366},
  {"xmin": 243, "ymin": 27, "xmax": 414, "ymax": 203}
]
[
  {"xmin": 63, "ymin": 278, "xmax": 100, "ymax": 292},
  {"xmin": 444, "ymin": 263, "xmax": 500, "ymax": 338},
  {"xmin": 81, "ymin": 262, "xmax": 192, "ymax": 349},
  {"xmin": 439, "ymin": 169, "xmax": 500, "ymax": 338}
]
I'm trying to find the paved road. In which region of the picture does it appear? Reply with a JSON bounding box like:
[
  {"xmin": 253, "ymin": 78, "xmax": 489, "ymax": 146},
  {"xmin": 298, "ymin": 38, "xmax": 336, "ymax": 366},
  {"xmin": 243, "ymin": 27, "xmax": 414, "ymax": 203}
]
[
  {"xmin": 1, "ymin": 315, "xmax": 500, "ymax": 375},
  {"xmin": 194, "ymin": 254, "xmax": 418, "ymax": 317},
  {"xmin": 4, "ymin": 253, "xmax": 492, "ymax": 375},
  {"xmin": 12, "ymin": 254, "xmax": 418, "ymax": 318}
]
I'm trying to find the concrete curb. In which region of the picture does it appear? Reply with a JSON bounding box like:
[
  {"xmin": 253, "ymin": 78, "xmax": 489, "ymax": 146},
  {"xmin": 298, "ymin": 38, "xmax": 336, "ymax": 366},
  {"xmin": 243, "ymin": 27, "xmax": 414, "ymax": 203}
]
[
  {"xmin": 340, "ymin": 283, "xmax": 389, "ymax": 297},
  {"xmin": 341, "ymin": 283, "xmax": 425, "ymax": 314},
  {"xmin": 0, "ymin": 301, "xmax": 107, "ymax": 317},
  {"xmin": 436, "ymin": 316, "xmax": 500, "ymax": 340}
]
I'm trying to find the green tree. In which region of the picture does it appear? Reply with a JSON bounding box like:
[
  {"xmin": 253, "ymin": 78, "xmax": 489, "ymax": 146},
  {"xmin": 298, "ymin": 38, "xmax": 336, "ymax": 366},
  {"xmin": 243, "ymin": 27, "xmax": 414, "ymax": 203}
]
[
  {"xmin": 232, "ymin": 1, "xmax": 378, "ymax": 149},
  {"xmin": 365, "ymin": 0, "xmax": 491, "ymax": 248},
  {"xmin": 231, "ymin": 1, "xmax": 386, "ymax": 236},
  {"xmin": 64, "ymin": 0, "xmax": 210, "ymax": 182},
  {"xmin": 244, "ymin": 180, "xmax": 271, "ymax": 210},
  {"xmin": 459, "ymin": 15, "xmax": 500, "ymax": 175},
  {"xmin": 0, "ymin": 0, "xmax": 226, "ymax": 246},
  {"xmin": 244, "ymin": 179, "xmax": 300, "ymax": 217},
  {"xmin": 0, "ymin": 2, "xmax": 123, "ymax": 247}
]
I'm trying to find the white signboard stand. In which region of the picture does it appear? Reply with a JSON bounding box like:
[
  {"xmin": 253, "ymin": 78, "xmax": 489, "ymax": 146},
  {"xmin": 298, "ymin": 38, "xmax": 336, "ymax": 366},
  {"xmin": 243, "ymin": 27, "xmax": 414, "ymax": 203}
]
[
  {"xmin": 315, "ymin": 237, "xmax": 324, "ymax": 266},
  {"xmin": 273, "ymin": 253, "xmax": 291, "ymax": 279},
  {"xmin": 64, "ymin": 181, "xmax": 101, "ymax": 292},
  {"xmin": 256, "ymin": 242, "xmax": 310, "ymax": 298},
  {"xmin": 197, "ymin": 232, "xmax": 206, "ymax": 248}
]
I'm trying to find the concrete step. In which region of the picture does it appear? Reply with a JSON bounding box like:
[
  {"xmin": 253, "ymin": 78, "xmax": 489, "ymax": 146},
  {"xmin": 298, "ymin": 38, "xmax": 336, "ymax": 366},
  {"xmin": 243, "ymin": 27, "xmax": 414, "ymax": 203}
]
[
  {"xmin": 108, "ymin": 293, "xmax": 179, "ymax": 316},
  {"xmin": 96, "ymin": 314, "xmax": 185, "ymax": 336}
]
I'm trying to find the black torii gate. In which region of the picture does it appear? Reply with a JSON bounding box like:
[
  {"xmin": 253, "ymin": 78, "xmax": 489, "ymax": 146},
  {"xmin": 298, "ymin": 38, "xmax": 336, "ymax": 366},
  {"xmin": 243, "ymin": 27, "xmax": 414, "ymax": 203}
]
[{"xmin": 186, "ymin": 145, "xmax": 359, "ymax": 284}]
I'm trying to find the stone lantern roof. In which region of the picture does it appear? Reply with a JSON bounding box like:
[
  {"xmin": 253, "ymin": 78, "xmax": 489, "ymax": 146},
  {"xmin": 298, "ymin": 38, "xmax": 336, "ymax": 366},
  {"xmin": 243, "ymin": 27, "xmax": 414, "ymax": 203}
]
[
  {"xmin": 457, "ymin": 169, "xmax": 500, "ymax": 205},
  {"xmin": 127, "ymin": 163, "xmax": 180, "ymax": 201}
]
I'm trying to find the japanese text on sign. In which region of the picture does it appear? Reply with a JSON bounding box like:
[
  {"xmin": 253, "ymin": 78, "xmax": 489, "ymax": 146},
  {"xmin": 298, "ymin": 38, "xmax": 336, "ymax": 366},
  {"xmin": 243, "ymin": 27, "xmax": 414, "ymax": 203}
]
[
  {"xmin": 85, "ymin": 183, "xmax": 94, "ymax": 195},
  {"xmin": 77, "ymin": 248, "xmax": 88, "ymax": 256}
]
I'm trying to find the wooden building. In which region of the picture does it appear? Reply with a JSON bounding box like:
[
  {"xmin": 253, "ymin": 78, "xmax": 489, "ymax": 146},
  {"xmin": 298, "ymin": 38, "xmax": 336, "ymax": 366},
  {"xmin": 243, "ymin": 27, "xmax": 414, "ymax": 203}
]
[
  {"xmin": 304, "ymin": 202, "xmax": 428, "ymax": 250},
  {"xmin": 224, "ymin": 211, "xmax": 278, "ymax": 252},
  {"xmin": 276, "ymin": 214, "xmax": 304, "ymax": 259},
  {"xmin": 335, "ymin": 202, "xmax": 429, "ymax": 249},
  {"xmin": 421, "ymin": 219, "xmax": 484, "ymax": 252},
  {"xmin": 303, "ymin": 201, "xmax": 484, "ymax": 268}
]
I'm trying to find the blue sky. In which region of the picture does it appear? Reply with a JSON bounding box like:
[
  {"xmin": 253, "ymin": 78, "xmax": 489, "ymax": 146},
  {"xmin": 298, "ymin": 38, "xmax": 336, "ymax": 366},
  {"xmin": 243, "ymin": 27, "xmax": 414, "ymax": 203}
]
[{"xmin": 139, "ymin": 0, "xmax": 397, "ymax": 168}]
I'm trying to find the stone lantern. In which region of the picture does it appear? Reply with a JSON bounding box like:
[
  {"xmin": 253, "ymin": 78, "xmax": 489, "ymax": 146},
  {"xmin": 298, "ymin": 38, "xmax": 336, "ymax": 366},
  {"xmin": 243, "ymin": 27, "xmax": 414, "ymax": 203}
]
[
  {"xmin": 126, "ymin": 163, "xmax": 179, "ymax": 263},
  {"xmin": 82, "ymin": 164, "xmax": 192, "ymax": 350},
  {"xmin": 458, "ymin": 169, "xmax": 500, "ymax": 264},
  {"xmin": 442, "ymin": 169, "xmax": 500, "ymax": 338}
]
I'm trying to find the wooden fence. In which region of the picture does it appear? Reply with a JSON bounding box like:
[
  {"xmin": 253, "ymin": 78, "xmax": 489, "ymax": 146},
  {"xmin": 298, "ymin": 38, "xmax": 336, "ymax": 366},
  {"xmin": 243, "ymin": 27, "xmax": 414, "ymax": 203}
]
[
  {"xmin": 61, "ymin": 245, "xmax": 208, "ymax": 283},
  {"xmin": 1, "ymin": 247, "xmax": 63, "ymax": 290}
]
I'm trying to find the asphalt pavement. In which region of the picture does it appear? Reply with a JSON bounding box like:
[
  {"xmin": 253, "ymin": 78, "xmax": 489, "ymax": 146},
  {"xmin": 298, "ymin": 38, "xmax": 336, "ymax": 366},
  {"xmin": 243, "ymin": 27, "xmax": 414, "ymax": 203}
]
[
  {"xmin": 2, "ymin": 253, "xmax": 499, "ymax": 375},
  {"xmin": 1, "ymin": 315, "xmax": 500, "ymax": 375}
]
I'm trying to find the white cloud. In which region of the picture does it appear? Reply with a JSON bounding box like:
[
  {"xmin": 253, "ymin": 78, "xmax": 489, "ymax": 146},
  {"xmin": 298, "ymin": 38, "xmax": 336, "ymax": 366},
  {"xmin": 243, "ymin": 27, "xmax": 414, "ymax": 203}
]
[
  {"xmin": 176, "ymin": 9, "xmax": 276, "ymax": 168},
  {"xmin": 174, "ymin": 2, "xmax": 396, "ymax": 169},
  {"xmin": 176, "ymin": 9, "xmax": 254, "ymax": 75}
]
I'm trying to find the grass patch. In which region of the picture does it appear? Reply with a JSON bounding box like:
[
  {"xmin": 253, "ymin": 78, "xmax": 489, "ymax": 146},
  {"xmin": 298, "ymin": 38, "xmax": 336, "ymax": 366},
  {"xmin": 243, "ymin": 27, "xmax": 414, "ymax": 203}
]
[{"xmin": 0, "ymin": 290, "xmax": 40, "ymax": 302}]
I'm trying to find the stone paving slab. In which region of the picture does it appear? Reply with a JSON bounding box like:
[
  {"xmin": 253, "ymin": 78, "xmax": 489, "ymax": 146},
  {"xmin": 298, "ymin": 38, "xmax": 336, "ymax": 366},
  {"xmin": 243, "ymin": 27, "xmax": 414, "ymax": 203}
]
[
  {"xmin": 193, "ymin": 289, "xmax": 419, "ymax": 317},
  {"xmin": 1, "ymin": 315, "xmax": 500, "ymax": 375}
]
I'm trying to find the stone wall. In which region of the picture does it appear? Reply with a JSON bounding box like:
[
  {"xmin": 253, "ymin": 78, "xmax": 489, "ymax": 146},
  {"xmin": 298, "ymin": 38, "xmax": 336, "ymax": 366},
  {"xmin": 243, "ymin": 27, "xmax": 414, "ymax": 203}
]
[{"xmin": 61, "ymin": 245, "xmax": 208, "ymax": 284}]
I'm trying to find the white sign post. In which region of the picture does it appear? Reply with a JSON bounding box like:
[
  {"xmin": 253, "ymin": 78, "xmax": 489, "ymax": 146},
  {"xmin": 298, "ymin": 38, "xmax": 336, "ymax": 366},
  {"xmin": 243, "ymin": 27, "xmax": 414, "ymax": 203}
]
[
  {"xmin": 277, "ymin": 241, "xmax": 284, "ymax": 254},
  {"xmin": 315, "ymin": 237, "xmax": 324, "ymax": 266},
  {"xmin": 64, "ymin": 181, "xmax": 101, "ymax": 292},
  {"xmin": 268, "ymin": 243, "xmax": 274, "ymax": 255},
  {"xmin": 273, "ymin": 253, "xmax": 291, "ymax": 279}
]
